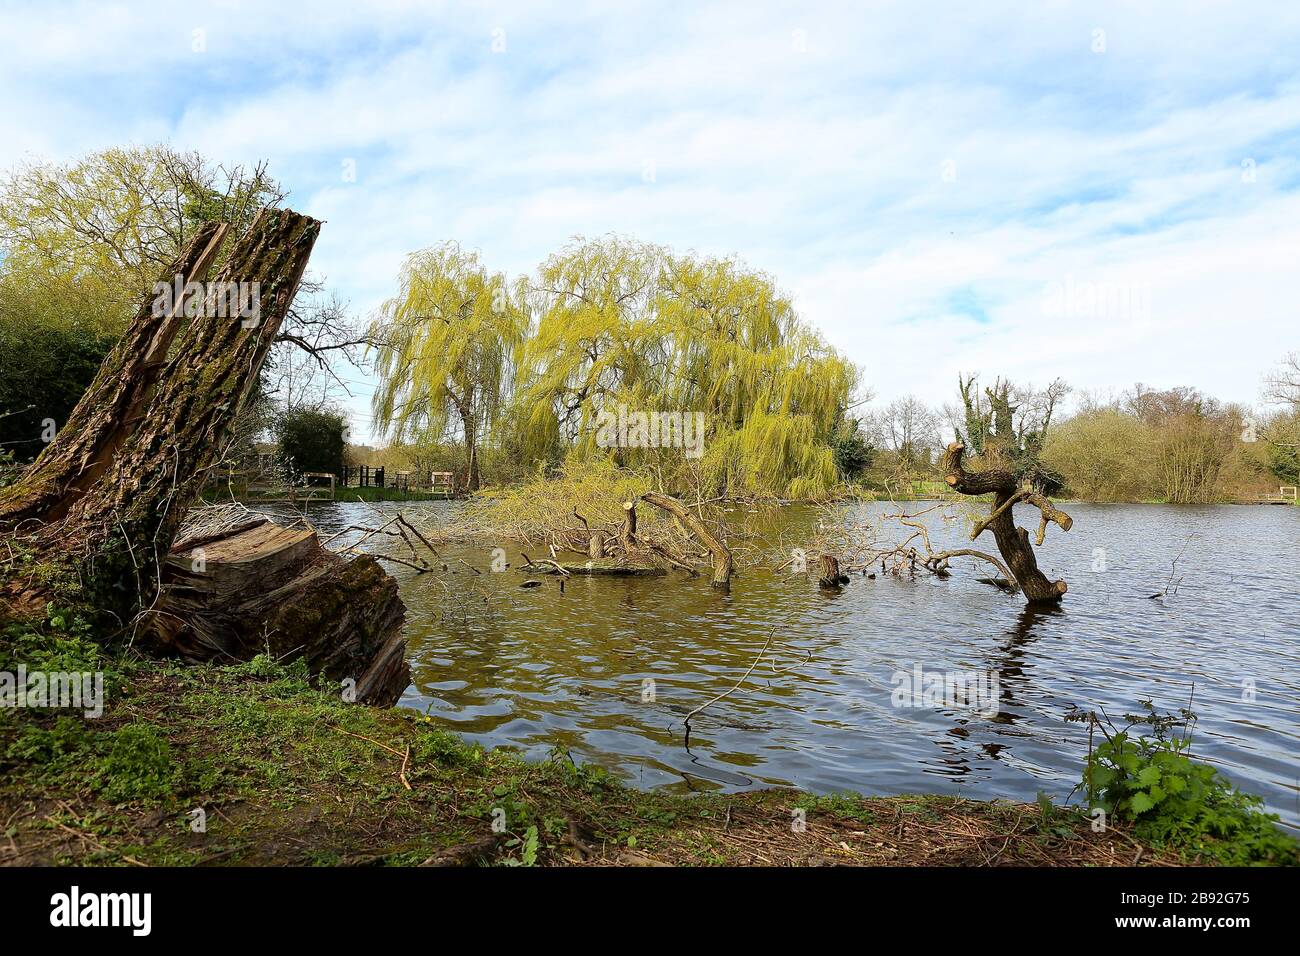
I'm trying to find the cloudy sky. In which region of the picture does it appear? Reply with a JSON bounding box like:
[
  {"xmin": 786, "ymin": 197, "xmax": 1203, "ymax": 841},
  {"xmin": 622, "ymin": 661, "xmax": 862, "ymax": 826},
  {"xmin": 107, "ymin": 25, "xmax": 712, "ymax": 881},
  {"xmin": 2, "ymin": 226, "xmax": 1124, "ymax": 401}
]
[{"xmin": 2, "ymin": 1, "xmax": 1298, "ymax": 441}]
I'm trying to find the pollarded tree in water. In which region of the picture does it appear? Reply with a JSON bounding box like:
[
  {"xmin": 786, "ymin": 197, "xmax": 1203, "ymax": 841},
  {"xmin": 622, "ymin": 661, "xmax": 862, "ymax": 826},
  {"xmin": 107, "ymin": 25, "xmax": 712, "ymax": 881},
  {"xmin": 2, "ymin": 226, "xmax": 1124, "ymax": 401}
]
[
  {"xmin": 369, "ymin": 242, "xmax": 529, "ymax": 492},
  {"xmin": 941, "ymin": 441, "xmax": 1074, "ymax": 605}
]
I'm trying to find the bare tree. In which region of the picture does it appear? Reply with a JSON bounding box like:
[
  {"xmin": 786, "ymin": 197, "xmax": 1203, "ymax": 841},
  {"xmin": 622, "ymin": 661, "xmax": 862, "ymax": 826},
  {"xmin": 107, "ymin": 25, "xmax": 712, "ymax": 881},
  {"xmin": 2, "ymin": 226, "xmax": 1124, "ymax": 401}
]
[
  {"xmin": 876, "ymin": 395, "xmax": 941, "ymax": 472},
  {"xmin": 1265, "ymin": 352, "xmax": 1300, "ymax": 409}
]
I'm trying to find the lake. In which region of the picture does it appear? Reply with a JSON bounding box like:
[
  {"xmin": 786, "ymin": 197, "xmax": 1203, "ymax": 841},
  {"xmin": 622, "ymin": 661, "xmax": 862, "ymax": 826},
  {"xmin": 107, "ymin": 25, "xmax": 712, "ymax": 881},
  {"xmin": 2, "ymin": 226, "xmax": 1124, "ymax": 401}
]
[{"xmin": 295, "ymin": 499, "xmax": 1300, "ymax": 831}]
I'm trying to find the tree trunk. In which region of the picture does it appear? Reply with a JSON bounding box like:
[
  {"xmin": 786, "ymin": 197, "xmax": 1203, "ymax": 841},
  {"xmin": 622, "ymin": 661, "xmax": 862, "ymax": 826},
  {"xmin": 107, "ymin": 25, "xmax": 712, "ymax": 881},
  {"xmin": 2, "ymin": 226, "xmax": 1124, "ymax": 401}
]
[
  {"xmin": 641, "ymin": 492, "xmax": 732, "ymax": 588},
  {"xmin": 941, "ymin": 442, "xmax": 1071, "ymax": 604},
  {"xmin": 458, "ymin": 403, "xmax": 480, "ymax": 493}
]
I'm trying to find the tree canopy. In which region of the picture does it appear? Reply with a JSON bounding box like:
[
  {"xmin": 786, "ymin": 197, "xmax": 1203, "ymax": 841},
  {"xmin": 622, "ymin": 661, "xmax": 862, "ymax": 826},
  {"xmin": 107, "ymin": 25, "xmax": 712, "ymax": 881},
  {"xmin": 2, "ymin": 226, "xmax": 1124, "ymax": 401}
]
[
  {"xmin": 499, "ymin": 237, "xmax": 861, "ymax": 498},
  {"xmin": 369, "ymin": 242, "xmax": 528, "ymax": 491}
]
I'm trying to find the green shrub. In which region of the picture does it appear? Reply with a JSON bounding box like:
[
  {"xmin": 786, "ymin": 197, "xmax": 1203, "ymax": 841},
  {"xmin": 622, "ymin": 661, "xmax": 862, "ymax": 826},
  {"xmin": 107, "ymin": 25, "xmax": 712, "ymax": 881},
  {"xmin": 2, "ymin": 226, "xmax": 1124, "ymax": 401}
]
[
  {"xmin": 4, "ymin": 716, "xmax": 89, "ymax": 764},
  {"xmin": 1079, "ymin": 703, "xmax": 1298, "ymax": 866}
]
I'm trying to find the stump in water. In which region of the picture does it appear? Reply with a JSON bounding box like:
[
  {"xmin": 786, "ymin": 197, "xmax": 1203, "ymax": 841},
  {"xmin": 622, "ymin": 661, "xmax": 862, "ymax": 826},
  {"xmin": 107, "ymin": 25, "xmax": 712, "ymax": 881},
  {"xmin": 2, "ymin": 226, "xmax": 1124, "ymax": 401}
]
[
  {"xmin": 0, "ymin": 208, "xmax": 409, "ymax": 704},
  {"xmin": 940, "ymin": 442, "xmax": 1073, "ymax": 604},
  {"xmin": 817, "ymin": 553, "xmax": 850, "ymax": 588}
]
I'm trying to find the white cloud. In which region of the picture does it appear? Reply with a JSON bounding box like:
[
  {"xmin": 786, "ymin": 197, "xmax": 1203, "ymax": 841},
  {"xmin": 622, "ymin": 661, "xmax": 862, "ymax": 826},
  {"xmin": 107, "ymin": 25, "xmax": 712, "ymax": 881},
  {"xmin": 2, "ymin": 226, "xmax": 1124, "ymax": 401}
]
[{"xmin": 2, "ymin": 1, "xmax": 1299, "ymax": 440}]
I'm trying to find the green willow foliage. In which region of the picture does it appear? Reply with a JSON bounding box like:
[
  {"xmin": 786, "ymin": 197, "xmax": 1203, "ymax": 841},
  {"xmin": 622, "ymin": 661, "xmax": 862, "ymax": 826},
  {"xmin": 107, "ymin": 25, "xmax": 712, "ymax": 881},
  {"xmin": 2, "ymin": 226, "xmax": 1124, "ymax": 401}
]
[
  {"xmin": 510, "ymin": 237, "xmax": 860, "ymax": 498},
  {"xmin": 369, "ymin": 242, "xmax": 528, "ymax": 491},
  {"xmin": 372, "ymin": 236, "xmax": 860, "ymax": 498}
]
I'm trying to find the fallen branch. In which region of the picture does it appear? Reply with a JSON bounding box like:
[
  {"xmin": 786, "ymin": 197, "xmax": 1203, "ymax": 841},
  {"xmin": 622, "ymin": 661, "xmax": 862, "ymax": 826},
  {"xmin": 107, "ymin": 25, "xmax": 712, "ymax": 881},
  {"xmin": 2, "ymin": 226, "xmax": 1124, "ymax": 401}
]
[{"xmin": 642, "ymin": 491, "xmax": 733, "ymax": 588}]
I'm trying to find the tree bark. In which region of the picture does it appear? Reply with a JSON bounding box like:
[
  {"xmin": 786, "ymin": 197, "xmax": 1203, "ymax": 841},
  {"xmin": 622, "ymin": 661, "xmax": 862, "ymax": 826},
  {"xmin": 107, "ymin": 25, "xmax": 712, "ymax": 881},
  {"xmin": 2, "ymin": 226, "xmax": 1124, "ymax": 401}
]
[{"xmin": 941, "ymin": 442, "xmax": 1071, "ymax": 604}]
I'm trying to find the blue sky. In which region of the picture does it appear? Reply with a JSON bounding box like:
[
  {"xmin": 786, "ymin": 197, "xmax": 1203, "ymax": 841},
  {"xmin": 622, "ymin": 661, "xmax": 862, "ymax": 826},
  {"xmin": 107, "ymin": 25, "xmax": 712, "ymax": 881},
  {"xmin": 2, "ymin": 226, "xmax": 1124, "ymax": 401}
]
[{"xmin": 2, "ymin": 0, "xmax": 1298, "ymax": 441}]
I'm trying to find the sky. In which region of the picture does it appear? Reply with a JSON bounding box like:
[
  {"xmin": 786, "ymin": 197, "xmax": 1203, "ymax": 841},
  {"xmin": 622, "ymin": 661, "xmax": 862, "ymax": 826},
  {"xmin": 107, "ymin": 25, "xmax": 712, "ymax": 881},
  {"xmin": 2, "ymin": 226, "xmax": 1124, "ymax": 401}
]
[{"xmin": 2, "ymin": 0, "xmax": 1298, "ymax": 442}]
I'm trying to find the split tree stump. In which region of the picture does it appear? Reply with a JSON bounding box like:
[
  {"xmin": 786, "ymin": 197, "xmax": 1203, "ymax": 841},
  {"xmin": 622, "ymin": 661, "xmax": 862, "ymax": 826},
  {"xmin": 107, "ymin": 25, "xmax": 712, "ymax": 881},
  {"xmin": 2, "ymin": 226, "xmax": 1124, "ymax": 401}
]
[
  {"xmin": 156, "ymin": 519, "xmax": 410, "ymax": 705},
  {"xmin": 0, "ymin": 208, "xmax": 411, "ymax": 704}
]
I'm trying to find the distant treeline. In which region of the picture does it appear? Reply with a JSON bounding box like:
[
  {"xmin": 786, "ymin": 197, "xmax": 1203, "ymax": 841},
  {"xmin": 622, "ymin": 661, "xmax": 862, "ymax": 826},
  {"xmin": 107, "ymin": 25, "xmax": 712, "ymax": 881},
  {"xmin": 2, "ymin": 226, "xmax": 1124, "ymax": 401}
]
[{"xmin": 2, "ymin": 145, "xmax": 1296, "ymax": 505}]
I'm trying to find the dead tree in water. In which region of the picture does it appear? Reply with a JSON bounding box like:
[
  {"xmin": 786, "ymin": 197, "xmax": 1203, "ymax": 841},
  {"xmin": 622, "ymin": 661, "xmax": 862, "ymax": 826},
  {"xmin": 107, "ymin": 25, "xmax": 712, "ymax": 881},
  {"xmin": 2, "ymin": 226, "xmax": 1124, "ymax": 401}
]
[
  {"xmin": 0, "ymin": 209, "xmax": 408, "ymax": 704},
  {"xmin": 641, "ymin": 492, "xmax": 733, "ymax": 588},
  {"xmin": 941, "ymin": 441, "xmax": 1073, "ymax": 604}
]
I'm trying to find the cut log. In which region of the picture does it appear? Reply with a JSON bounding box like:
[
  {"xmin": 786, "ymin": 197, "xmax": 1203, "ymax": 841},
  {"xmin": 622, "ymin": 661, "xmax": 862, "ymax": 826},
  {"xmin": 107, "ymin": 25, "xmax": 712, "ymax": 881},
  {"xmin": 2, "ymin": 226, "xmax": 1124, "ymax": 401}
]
[
  {"xmin": 153, "ymin": 519, "xmax": 410, "ymax": 705},
  {"xmin": 640, "ymin": 492, "xmax": 733, "ymax": 588},
  {"xmin": 522, "ymin": 559, "xmax": 666, "ymax": 577}
]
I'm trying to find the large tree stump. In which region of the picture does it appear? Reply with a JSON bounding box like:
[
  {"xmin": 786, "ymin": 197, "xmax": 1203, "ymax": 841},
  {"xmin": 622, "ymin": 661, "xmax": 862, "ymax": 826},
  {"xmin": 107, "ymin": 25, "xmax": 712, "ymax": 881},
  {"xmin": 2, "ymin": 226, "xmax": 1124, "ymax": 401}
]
[
  {"xmin": 155, "ymin": 519, "xmax": 409, "ymax": 705},
  {"xmin": 0, "ymin": 208, "xmax": 410, "ymax": 705},
  {"xmin": 941, "ymin": 442, "xmax": 1072, "ymax": 604}
]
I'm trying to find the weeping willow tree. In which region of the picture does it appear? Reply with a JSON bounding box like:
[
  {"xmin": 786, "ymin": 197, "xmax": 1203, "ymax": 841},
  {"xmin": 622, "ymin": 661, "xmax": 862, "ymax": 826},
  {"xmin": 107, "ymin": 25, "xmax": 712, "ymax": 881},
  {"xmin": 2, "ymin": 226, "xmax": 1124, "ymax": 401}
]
[
  {"xmin": 370, "ymin": 242, "xmax": 527, "ymax": 491},
  {"xmin": 512, "ymin": 237, "xmax": 667, "ymax": 464},
  {"xmin": 657, "ymin": 254, "xmax": 858, "ymax": 498},
  {"xmin": 510, "ymin": 237, "xmax": 859, "ymax": 498}
]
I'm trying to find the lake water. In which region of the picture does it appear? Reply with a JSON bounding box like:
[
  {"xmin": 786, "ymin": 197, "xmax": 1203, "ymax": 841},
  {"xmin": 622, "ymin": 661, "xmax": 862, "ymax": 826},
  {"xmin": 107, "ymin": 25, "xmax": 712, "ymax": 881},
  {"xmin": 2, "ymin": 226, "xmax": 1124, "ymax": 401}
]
[{"xmin": 296, "ymin": 499, "xmax": 1300, "ymax": 830}]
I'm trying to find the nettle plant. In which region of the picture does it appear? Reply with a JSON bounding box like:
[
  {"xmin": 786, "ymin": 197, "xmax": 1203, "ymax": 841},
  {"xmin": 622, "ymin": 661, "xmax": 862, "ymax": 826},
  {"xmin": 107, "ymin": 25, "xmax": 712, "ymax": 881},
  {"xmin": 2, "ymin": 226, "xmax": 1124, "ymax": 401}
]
[{"xmin": 1068, "ymin": 698, "xmax": 1297, "ymax": 865}]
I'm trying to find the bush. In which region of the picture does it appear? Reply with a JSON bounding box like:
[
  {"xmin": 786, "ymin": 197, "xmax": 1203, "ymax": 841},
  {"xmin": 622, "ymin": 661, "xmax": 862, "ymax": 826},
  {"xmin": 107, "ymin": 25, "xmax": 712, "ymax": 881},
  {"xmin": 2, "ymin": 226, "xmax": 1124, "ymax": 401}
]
[
  {"xmin": 0, "ymin": 316, "xmax": 113, "ymax": 461},
  {"xmin": 1079, "ymin": 704, "xmax": 1297, "ymax": 865},
  {"xmin": 274, "ymin": 407, "xmax": 347, "ymax": 477},
  {"xmin": 1041, "ymin": 409, "xmax": 1157, "ymax": 501}
]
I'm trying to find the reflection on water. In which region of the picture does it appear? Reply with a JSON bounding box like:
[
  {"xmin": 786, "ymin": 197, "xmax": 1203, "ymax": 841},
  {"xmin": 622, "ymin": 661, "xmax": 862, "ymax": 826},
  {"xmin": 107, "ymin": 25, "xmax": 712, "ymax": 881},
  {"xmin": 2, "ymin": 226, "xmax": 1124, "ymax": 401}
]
[{"xmin": 286, "ymin": 499, "xmax": 1300, "ymax": 829}]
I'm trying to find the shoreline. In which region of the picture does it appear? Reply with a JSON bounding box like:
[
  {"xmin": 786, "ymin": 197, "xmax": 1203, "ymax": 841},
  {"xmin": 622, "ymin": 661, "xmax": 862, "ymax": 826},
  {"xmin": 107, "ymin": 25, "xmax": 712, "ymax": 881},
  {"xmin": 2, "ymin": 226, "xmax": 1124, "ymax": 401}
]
[{"xmin": 0, "ymin": 655, "xmax": 1250, "ymax": 867}]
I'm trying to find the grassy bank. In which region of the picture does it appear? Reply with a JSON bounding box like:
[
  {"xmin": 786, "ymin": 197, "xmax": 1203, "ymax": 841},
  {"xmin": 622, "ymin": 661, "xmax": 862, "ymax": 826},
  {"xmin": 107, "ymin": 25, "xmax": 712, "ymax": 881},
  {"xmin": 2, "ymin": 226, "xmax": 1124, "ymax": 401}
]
[
  {"xmin": 332, "ymin": 486, "xmax": 451, "ymax": 503},
  {"xmin": 201, "ymin": 486, "xmax": 451, "ymax": 505},
  {"xmin": 3, "ymin": 637, "xmax": 1293, "ymax": 868}
]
